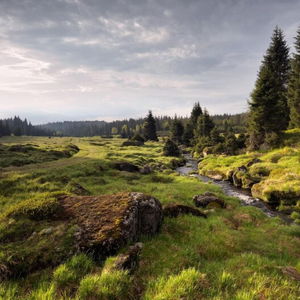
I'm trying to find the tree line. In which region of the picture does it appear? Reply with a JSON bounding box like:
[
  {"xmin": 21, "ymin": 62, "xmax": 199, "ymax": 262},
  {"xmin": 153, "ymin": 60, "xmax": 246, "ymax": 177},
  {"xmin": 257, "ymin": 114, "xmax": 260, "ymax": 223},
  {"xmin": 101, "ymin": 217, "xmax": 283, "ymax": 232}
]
[
  {"xmin": 164, "ymin": 26, "xmax": 300, "ymax": 156},
  {"xmin": 0, "ymin": 116, "xmax": 51, "ymax": 137}
]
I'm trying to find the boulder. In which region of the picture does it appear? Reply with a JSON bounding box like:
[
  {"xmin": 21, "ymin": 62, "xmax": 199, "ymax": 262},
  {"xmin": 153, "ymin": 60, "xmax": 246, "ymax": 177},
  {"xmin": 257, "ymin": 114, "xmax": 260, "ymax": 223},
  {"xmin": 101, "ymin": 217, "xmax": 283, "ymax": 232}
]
[
  {"xmin": 163, "ymin": 204, "xmax": 207, "ymax": 218},
  {"xmin": 193, "ymin": 193, "xmax": 226, "ymax": 208},
  {"xmin": 0, "ymin": 192, "xmax": 163, "ymax": 280},
  {"xmin": 246, "ymin": 158, "xmax": 262, "ymax": 168},
  {"xmin": 113, "ymin": 162, "xmax": 140, "ymax": 173},
  {"xmin": 232, "ymin": 167, "xmax": 259, "ymax": 189},
  {"xmin": 203, "ymin": 170, "xmax": 225, "ymax": 181},
  {"xmin": 108, "ymin": 243, "xmax": 143, "ymax": 274},
  {"xmin": 59, "ymin": 192, "xmax": 163, "ymax": 259},
  {"xmin": 139, "ymin": 165, "xmax": 152, "ymax": 174}
]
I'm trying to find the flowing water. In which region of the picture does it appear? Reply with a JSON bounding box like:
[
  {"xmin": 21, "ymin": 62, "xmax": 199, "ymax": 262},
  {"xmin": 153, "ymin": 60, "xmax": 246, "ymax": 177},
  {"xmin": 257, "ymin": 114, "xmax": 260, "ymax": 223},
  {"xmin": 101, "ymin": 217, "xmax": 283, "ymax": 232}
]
[{"xmin": 177, "ymin": 154, "xmax": 292, "ymax": 223}]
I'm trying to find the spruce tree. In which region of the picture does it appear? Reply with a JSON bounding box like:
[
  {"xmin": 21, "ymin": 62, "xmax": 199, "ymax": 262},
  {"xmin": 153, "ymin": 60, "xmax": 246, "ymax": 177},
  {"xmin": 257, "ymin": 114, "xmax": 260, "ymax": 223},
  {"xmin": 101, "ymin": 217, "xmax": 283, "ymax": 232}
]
[
  {"xmin": 288, "ymin": 27, "xmax": 300, "ymax": 128},
  {"xmin": 182, "ymin": 122, "xmax": 194, "ymax": 146},
  {"xmin": 170, "ymin": 117, "xmax": 184, "ymax": 143},
  {"xmin": 248, "ymin": 27, "xmax": 290, "ymax": 150},
  {"xmin": 190, "ymin": 102, "xmax": 203, "ymax": 129},
  {"xmin": 163, "ymin": 139, "xmax": 180, "ymax": 157},
  {"xmin": 143, "ymin": 111, "xmax": 158, "ymax": 141},
  {"xmin": 195, "ymin": 109, "xmax": 214, "ymax": 138}
]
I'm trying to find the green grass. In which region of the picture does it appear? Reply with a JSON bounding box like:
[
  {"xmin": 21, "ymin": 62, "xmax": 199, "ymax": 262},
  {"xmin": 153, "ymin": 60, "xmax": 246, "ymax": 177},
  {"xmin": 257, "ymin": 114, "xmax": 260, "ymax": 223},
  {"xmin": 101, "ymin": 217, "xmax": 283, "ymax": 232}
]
[
  {"xmin": 199, "ymin": 129, "xmax": 300, "ymax": 217},
  {"xmin": 0, "ymin": 136, "xmax": 299, "ymax": 299}
]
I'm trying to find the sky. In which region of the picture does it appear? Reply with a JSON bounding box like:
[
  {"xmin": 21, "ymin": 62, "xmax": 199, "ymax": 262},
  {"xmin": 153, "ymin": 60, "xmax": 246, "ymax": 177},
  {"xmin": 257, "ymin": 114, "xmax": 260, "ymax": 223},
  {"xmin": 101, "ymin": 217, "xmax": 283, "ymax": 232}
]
[{"xmin": 0, "ymin": 0, "xmax": 299, "ymax": 124}]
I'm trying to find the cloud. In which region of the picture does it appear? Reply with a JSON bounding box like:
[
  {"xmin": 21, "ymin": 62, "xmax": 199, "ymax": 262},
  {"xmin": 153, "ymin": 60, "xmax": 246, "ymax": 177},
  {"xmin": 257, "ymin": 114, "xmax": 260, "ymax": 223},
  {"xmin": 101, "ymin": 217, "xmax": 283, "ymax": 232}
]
[{"xmin": 0, "ymin": 0, "xmax": 299, "ymax": 123}]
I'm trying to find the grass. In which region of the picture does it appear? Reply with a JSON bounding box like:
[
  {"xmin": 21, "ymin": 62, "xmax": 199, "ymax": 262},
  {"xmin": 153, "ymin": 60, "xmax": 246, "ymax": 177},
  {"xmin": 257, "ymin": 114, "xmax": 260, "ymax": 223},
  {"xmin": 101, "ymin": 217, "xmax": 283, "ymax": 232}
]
[
  {"xmin": 0, "ymin": 136, "xmax": 299, "ymax": 299},
  {"xmin": 199, "ymin": 128, "xmax": 300, "ymax": 219}
]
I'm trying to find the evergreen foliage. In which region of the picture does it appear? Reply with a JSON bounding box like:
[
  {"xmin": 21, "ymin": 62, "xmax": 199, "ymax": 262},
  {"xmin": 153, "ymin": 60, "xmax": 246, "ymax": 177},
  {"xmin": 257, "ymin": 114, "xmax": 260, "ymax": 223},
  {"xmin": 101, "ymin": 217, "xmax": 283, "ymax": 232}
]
[
  {"xmin": 190, "ymin": 102, "xmax": 203, "ymax": 128},
  {"xmin": 170, "ymin": 117, "xmax": 184, "ymax": 144},
  {"xmin": 182, "ymin": 122, "xmax": 194, "ymax": 146},
  {"xmin": 195, "ymin": 109, "xmax": 215, "ymax": 138},
  {"xmin": 120, "ymin": 124, "xmax": 130, "ymax": 138},
  {"xmin": 247, "ymin": 27, "xmax": 290, "ymax": 150},
  {"xmin": 288, "ymin": 27, "xmax": 300, "ymax": 128},
  {"xmin": 144, "ymin": 111, "xmax": 158, "ymax": 141},
  {"xmin": 0, "ymin": 116, "xmax": 51, "ymax": 137},
  {"xmin": 163, "ymin": 139, "xmax": 180, "ymax": 157}
]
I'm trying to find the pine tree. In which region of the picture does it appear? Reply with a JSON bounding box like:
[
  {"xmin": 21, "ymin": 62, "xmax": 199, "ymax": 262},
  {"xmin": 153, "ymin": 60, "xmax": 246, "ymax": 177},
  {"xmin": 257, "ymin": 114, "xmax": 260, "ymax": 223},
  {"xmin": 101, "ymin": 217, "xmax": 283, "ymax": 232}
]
[
  {"xmin": 288, "ymin": 27, "xmax": 300, "ymax": 128},
  {"xmin": 210, "ymin": 127, "xmax": 223, "ymax": 144},
  {"xmin": 248, "ymin": 27, "xmax": 290, "ymax": 150},
  {"xmin": 195, "ymin": 109, "xmax": 214, "ymax": 138},
  {"xmin": 143, "ymin": 111, "xmax": 158, "ymax": 141},
  {"xmin": 190, "ymin": 102, "xmax": 203, "ymax": 129},
  {"xmin": 182, "ymin": 122, "xmax": 194, "ymax": 146},
  {"xmin": 170, "ymin": 116, "xmax": 184, "ymax": 143}
]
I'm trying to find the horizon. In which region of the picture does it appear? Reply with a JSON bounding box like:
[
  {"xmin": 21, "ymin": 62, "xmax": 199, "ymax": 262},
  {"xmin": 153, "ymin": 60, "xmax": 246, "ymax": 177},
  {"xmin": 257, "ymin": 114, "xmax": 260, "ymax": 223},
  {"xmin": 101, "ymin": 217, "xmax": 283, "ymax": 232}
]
[{"xmin": 0, "ymin": 0, "xmax": 299, "ymax": 124}]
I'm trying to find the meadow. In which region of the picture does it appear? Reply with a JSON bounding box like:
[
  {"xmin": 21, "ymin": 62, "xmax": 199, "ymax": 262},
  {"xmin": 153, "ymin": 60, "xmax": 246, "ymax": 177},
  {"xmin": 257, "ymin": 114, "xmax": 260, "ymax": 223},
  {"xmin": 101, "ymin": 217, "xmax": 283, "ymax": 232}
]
[{"xmin": 0, "ymin": 136, "xmax": 300, "ymax": 299}]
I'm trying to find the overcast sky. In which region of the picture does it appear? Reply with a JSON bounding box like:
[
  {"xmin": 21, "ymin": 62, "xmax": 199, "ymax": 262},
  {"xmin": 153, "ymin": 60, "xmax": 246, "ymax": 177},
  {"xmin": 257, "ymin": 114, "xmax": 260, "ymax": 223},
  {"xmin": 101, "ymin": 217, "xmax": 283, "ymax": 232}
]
[{"xmin": 0, "ymin": 0, "xmax": 299, "ymax": 124}]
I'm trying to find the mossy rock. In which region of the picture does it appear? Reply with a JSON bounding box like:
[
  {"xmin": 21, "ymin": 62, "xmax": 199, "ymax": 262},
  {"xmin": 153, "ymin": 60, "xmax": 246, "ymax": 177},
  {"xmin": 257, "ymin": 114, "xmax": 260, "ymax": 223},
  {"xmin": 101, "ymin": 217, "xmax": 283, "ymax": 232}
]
[{"xmin": 0, "ymin": 192, "xmax": 163, "ymax": 280}]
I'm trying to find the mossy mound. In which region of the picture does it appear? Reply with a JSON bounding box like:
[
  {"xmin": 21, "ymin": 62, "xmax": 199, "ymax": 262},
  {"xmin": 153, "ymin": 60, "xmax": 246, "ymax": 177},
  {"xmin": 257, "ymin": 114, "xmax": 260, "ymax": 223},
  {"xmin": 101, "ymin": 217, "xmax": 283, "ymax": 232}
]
[
  {"xmin": 0, "ymin": 143, "xmax": 79, "ymax": 168},
  {"xmin": 0, "ymin": 192, "xmax": 163, "ymax": 280}
]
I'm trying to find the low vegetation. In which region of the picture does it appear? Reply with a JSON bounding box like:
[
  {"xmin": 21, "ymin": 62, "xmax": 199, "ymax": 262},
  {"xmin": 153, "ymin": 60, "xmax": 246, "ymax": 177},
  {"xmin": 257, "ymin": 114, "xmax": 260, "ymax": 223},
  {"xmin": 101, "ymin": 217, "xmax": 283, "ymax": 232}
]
[
  {"xmin": 0, "ymin": 136, "xmax": 299, "ymax": 299},
  {"xmin": 199, "ymin": 128, "xmax": 300, "ymax": 223}
]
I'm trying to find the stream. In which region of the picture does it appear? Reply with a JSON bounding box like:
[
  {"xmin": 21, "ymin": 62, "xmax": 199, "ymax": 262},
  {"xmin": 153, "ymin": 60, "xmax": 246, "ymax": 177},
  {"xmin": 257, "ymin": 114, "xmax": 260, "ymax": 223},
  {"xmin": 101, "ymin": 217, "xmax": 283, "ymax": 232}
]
[{"xmin": 177, "ymin": 154, "xmax": 292, "ymax": 223}]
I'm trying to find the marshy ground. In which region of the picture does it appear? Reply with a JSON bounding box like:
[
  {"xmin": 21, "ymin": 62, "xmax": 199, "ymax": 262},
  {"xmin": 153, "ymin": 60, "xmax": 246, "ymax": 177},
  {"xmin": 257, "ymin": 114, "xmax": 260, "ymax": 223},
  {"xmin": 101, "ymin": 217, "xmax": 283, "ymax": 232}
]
[{"xmin": 0, "ymin": 136, "xmax": 300, "ymax": 299}]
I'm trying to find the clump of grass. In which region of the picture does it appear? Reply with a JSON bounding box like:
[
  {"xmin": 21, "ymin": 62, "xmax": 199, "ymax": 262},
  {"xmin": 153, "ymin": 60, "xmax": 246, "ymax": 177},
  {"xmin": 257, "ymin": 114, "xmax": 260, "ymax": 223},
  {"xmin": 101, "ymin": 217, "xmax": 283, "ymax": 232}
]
[
  {"xmin": 53, "ymin": 254, "xmax": 94, "ymax": 291},
  {"xmin": 77, "ymin": 270, "xmax": 132, "ymax": 299},
  {"xmin": 144, "ymin": 268, "xmax": 207, "ymax": 300},
  {"xmin": 26, "ymin": 283, "xmax": 56, "ymax": 300}
]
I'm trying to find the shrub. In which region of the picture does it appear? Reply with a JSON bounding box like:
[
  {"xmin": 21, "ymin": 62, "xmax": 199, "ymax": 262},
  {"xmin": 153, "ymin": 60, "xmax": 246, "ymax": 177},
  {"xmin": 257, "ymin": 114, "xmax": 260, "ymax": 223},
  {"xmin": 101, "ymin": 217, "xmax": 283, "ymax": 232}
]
[
  {"xmin": 131, "ymin": 133, "xmax": 145, "ymax": 143},
  {"xmin": 194, "ymin": 136, "xmax": 212, "ymax": 155},
  {"xmin": 122, "ymin": 140, "xmax": 144, "ymax": 147},
  {"xmin": 77, "ymin": 270, "xmax": 131, "ymax": 299},
  {"xmin": 163, "ymin": 139, "xmax": 180, "ymax": 157}
]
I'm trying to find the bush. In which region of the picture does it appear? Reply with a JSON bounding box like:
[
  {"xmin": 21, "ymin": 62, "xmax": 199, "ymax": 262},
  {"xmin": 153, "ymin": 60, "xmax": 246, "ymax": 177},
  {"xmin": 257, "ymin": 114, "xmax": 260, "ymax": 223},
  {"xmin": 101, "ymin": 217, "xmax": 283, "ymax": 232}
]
[
  {"xmin": 163, "ymin": 139, "xmax": 180, "ymax": 157},
  {"xmin": 122, "ymin": 140, "xmax": 144, "ymax": 147},
  {"xmin": 131, "ymin": 133, "xmax": 145, "ymax": 143},
  {"xmin": 194, "ymin": 136, "xmax": 212, "ymax": 155},
  {"xmin": 77, "ymin": 270, "xmax": 131, "ymax": 299}
]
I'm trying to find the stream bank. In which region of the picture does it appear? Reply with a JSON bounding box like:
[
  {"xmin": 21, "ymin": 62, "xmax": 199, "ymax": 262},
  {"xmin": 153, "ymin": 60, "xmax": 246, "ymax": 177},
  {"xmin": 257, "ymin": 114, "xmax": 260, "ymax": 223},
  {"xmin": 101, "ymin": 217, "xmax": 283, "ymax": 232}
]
[{"xmin": 177, "ymin": 154, "xmax": 292, "ymax": 223}]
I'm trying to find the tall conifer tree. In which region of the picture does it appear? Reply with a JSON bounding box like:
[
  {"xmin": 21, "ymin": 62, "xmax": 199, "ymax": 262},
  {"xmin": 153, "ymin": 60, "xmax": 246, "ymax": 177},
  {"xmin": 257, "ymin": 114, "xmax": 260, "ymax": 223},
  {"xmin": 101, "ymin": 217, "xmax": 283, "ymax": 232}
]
[
  {"xmin": 195, "ymin": 109, "xmax": 214, "ymax": 138},
  {"xmin": 190, "ymin": 102, "xmax": 203, "ymax": 128},
  {"xmin": 288, "ymin": 27, "xmax": 300, "ymax": 128},
  {"xmin": 143, "ymin": 111, "xmax": 158, "ymax": 141},
  {"xmin": 170, "ymin": 116, "xmax": 184, "ymax": 143},
  {"xmin": 248, "ymin": 27, "xmax": 290, "ymax": 150}
]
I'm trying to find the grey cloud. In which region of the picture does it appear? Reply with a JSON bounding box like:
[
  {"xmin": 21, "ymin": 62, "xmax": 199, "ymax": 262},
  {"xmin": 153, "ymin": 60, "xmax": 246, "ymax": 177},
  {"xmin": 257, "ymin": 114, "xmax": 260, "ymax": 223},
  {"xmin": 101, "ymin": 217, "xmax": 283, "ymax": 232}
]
[{"xmin": 0, "ymin": 0, "xmax": 299, "ymax": 122}]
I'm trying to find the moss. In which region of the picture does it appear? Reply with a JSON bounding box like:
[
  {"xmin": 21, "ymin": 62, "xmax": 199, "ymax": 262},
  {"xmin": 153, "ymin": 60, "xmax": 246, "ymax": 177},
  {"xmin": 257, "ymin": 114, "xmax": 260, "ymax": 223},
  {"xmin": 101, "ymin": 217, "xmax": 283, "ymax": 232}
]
[{"xmin": 1, "ymin": 136, "xmax": 300, "ymax": 298}]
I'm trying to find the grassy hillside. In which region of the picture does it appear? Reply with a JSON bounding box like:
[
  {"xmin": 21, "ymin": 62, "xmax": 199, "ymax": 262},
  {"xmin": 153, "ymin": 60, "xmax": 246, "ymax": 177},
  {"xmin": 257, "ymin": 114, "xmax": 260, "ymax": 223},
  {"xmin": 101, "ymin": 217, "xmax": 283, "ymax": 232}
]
[
  {"xmin": 0, "ymin": 136, "xmax": 300, "ymax": 299},
  {"xmin": 199, "ymin": 129, "xmax": 300, "ymax": 223}
]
